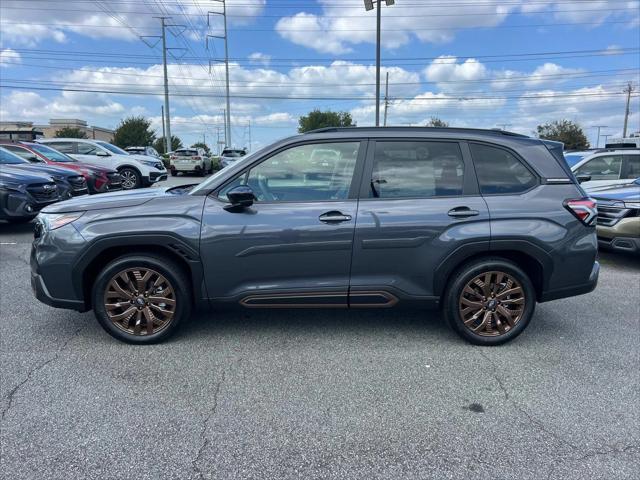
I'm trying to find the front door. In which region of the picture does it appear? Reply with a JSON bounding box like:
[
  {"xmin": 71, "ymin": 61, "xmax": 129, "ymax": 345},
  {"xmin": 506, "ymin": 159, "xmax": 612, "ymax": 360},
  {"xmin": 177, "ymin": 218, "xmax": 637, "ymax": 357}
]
[
  {"xmin": 350, "ymin": 139, "xmax": 491, "ymax": 304},
  {"xmin": 200, "ymin": 140, "xmax": 366, "ymax": 307}
]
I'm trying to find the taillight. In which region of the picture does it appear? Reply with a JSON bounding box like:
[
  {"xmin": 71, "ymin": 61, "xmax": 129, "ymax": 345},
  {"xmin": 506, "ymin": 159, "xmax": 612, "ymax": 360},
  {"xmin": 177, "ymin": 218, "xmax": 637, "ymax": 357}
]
[
  {"xmin": 564, "ymin": 198, "xmax": 597, "ymax": 226},
  {"xmin": 170, "ymin": 155, "xmax": 176, "ymax": 160},
  {"xmin": 193, "ymin": 156, "xmax": 201, "ymax": 160}
]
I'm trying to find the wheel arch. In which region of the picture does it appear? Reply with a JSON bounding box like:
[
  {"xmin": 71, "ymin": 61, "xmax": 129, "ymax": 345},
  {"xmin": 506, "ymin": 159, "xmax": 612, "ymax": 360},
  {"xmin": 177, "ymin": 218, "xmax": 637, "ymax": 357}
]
[
  {"xmin": 74, "ymin": 236, "xmax": 206, "ymax": 310},
  {"xmin": 435, "ymin": 242, "xmax": 551, "ymax": 302}
]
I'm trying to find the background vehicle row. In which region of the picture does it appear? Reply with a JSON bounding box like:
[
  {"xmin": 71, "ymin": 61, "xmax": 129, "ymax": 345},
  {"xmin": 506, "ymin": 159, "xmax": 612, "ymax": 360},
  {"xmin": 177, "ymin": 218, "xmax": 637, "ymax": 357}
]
[{"xmin": 38, "ymin": 138, "xmax": 167, "ymax": 190}]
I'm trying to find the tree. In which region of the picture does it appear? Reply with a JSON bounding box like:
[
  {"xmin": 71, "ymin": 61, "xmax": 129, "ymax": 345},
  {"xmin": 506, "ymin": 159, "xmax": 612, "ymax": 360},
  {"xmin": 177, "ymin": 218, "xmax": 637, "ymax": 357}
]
[
  {"xmin": 426, "ymin": 117, "xmax": 449, "ymax": 127},
  {"xmin": 113, "ymin": 116, "xmax": 156, "ymax": 149},
  {"xmin": 536, "ymin": 120, "xmax": 590, "ymax": 150},
  {"xmin": 298, "ymin": 109, "xmax": 355, "ymax": 133},
  {"xmin": 191, "ymin": 142, "xmax": 211, "ymax": 155},
  {"xmin": 54, "ymin": 127, "xmax": 87, "ymax": 139},
  {"xmin": 153, "ymin": 135, "xmax": 183, "ymax": 154}
]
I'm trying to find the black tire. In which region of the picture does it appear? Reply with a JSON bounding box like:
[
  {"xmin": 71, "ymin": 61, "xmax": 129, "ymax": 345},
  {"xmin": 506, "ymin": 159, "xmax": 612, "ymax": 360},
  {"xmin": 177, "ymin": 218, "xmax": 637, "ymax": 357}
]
[
  {"xmin": 197, "ymin": 165, "xmax": 205, "ymax": 177},
  {"xmin": 170, "ymin": 169, "xmax": 177, "ymax": 177},
  {"xmin": 92, "ymin": 254, "xmax": 192, "ymax": 344},
  {"xmin": 118, "ymin": 167, "xmax": 141, "ymax": 190},
  {"xmin": 442, "ymin": 257, "xmax": 536, "ymax": 346}
]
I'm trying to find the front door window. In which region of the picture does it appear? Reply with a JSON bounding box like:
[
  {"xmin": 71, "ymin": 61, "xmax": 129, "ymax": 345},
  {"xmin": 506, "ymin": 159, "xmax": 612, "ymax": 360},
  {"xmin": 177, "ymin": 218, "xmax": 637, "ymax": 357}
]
[{"xmin": 219, "ymin": 142, "xmax": 360, "ymax": 202}]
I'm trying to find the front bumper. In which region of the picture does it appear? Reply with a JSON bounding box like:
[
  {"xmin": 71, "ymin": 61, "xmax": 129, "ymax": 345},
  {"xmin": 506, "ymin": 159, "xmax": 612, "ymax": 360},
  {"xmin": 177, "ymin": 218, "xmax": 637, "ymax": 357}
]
[
  {"xmin": 0, "ymin": 190, "xmax": 58, "ymax": 220},
  {"xmin": 144, "ymin": 171, "xmax": 168, "ymax": 184},
  {"xmin": 31, "ymin": 270, "xmax": 86, "ymax": 311},
  {"xmin": 597, "ymin": 217, "xmax": 640, "ymax": 254}
]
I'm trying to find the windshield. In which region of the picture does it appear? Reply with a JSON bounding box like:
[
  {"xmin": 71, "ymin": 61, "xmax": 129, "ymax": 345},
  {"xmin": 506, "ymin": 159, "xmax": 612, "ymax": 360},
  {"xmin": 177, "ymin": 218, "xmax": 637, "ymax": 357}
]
[
  {"xmin": 126, "ymin": 148, "xmax": 144, "ymax": 153},
  {"xmin": 96, "ymin": 141, "xmax": 129, "ymax": 155},
  {"xmin": 29, "ymin": 143, "xmax": 76, "ymax": 162},
  {"xmin": 190, "ymin": 147, "xmax": 265, "ymax": 195},
  {"xmin": 222, "ymin": 150, "xmax": 245, "ymax": 158},
  {"xmin": 175, "ymin": 149, "xmax": 199, "ymax": 156},
  {"xmin": 564, "ymin": 153, "xmax": 587, "ymax": 167},
  {"xmin": 0, "ymin": 147, "xmax": 28, "ymax": 164}
]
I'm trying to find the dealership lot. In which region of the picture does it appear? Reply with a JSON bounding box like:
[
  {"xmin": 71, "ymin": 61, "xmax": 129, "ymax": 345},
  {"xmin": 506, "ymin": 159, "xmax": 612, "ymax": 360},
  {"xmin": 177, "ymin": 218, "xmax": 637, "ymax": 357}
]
[{"xmin": 1, "ymin": 177, "xmax": 638, "ymax": 479}]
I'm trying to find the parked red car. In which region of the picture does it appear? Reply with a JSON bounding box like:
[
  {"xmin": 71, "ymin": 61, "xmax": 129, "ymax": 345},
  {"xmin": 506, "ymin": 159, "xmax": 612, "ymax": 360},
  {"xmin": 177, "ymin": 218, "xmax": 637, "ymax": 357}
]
[{"xmin": 0, "ymin": 141, "xmax": 122, "ymax": 194}]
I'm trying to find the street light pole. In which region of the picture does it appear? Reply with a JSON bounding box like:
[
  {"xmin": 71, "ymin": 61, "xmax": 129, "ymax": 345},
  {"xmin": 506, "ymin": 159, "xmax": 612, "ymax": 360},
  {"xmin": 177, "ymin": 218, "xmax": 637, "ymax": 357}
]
[{"xmin": 364, "ymin": 0, "xmax": 394, "ymax": 127}]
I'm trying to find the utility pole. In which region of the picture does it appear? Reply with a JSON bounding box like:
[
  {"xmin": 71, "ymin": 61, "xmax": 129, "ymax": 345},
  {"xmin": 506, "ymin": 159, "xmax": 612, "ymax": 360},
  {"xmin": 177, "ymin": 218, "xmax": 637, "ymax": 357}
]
[
  {"xmin": 222, "ymin": 109, "xmax": 227, "ymax": 147},
  {"xmin": 248, "ymin": 120, "xmax": 252, "ymax": 152},
  {"xmin": 364, "ymin": 1, "xmax": 394, "ymax": 127},
  {"xmin": 161, "ymin": 105, "xmax": 166, "ymax": 152},
  {"xmin": 623, "ymin": 82, "xmax": 634, "ymax": 137},
  {"xmin": 157, "ymin": 17, "xmax": 172, "ymax": 154},
  {"xmin": 602, "ymin": 134, "xmax": 611, "ymax": 145},
  {"xmin": 496, "ymin": 123, "xmax": 512, "ymax": 130},
  {"xmin": 207, "ymin": 1, "xmax": 231, "ymax": 148},
  {"xmin": 592, "ymin": 125, "xmax": 607, "ymax": 148},
  {"xmin": 383, "ymin": 72, "xmax": 390, "ymax": 127}
]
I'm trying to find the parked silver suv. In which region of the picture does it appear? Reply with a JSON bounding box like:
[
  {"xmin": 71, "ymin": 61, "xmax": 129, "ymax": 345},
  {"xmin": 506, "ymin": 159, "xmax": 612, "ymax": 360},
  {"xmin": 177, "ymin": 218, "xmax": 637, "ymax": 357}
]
[{"xmin": 31, "ymin": 127, "xmax": 599, "ymax": 345}]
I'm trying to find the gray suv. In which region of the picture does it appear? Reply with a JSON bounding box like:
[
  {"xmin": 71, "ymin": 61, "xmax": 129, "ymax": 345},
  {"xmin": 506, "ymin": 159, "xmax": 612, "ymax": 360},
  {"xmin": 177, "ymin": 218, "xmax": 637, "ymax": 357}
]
[{"xmin": 31, "ymin": 127, "xmax": 599, "ymax": 345}]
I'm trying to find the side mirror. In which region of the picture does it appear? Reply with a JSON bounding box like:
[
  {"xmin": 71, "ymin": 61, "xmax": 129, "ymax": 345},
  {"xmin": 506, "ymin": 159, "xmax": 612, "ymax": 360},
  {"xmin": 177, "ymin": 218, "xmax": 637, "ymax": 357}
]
[
  {"xmin": 576, "ymin": 174, "xmax": 591, "ymax": 184},
  {"xmin": 96, "ymin": 150, "xmax": 110, "ymax": 157},
  {"xmin": 224, "ymin": 185, "xmax": 255, "ymax": 211},
  {"xmin": 28, "ymin": 155, "xmax": 42, "ymax": 163}
]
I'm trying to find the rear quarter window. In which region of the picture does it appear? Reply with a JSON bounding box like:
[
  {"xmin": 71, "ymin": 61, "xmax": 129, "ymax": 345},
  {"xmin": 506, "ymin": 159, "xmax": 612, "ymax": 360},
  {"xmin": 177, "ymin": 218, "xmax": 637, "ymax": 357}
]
[{"xmin": 470, "ymin": 143, "xmax": 538, "ymax": 195}]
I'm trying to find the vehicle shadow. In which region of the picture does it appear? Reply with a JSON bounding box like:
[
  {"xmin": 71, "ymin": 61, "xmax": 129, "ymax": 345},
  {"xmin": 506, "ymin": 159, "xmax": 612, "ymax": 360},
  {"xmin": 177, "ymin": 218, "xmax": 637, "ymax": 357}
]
[{"xmin": 598, "ymin": 251, "xmax": 640, "ymax": 270}]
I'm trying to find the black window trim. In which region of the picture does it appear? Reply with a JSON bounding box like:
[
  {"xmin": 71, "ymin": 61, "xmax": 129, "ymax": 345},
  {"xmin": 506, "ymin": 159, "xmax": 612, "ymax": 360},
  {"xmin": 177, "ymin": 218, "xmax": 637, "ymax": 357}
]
[
  {"xmin": 211, "ymin": 138, "xmax": 369, "ymax": 205},
  {"xmin": 358, "ymin": 138, "xmax": 478, "ymax": 202},
  {"xmin": 468, "ymin": 140, "xmax": 541, "ymax": 197}
]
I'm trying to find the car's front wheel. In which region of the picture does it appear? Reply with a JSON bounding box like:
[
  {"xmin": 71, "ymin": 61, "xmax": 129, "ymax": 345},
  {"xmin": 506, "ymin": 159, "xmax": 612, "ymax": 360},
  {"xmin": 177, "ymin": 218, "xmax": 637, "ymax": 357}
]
[
  {"xmin": 118, "ymin": 168, "xmax": 141, "ymax": 189},
  {"xmin": 443, "ymin": 258, "xmax": 535, "ymax": 346},
  {"xmin": 92, "ymin": 254, "xmax": 192, "ymax": 344}
]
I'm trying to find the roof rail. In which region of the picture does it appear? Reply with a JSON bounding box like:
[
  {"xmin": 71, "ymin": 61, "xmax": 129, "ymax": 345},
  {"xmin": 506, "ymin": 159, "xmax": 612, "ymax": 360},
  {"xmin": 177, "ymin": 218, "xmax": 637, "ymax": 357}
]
[
  {"xmin": 303, "ymin": 126, "xmax": 530, "ymax": 138},
  {"xmin": 593, "ymin": 147, "xmax": 640, "ymax": 153}
]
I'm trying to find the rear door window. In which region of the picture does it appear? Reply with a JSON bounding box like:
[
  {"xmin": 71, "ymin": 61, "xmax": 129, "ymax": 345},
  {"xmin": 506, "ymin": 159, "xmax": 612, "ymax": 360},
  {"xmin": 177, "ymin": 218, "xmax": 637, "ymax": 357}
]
[
  {"xmin": 48, "ymin": 142, "xmax": 75, "ymax": 154},
  {"xmin": 575, "ymin": 155, "xmax": 622, "ymax": 180},
  {"xmin": 470, "ymin": 143, "xmax": 537, "ymax": 195},
  {"xmin": 368, "ymin": 141, "xmax": 465, "ymax": 198}
]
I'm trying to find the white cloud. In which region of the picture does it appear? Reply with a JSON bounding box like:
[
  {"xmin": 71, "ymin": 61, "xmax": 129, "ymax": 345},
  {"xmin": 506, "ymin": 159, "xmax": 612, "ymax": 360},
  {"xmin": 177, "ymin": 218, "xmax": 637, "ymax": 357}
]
[
  {"xmin": 276, "ymin": 0, "xmax": 640, "ymax": 54},
  {"xmin": 248, "ymin": 52, "xmax": 272, "ymax": 66},
  {"xmin": 0, "ymin": 48, "xmax": 21, "ymax": 67},
  {"xmin": 0, "ymin": 0, "xmax": 265, "ymax": 46}
]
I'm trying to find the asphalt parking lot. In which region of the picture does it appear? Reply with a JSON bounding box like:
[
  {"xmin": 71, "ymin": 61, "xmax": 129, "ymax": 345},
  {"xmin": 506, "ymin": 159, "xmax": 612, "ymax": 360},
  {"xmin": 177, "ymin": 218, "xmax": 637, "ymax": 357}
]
[{"xmin": 1, "ymin": 177, "xmax": 639, "ymax": 479}]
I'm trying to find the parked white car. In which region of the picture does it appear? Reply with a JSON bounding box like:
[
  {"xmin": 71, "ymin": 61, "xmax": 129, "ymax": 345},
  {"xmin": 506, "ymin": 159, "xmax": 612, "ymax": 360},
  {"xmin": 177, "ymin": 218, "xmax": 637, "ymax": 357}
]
[
  {"xmin": 220, "ymin": 148, "xmax": 247, "ymax": 168},
  {"xmin": 571, "ymin": 148, "xmax": 640, "ymax": 191},
  {"xmin": 169, "ymin": 148, "xmax": 213, "ymax": 176},
  {"xmin": 39, "ymin": 139, "xmax": 167, "ymax": 190},
  {"xmin": 125, "ymin": 146, "xmax": 161, "ymax": 159}
]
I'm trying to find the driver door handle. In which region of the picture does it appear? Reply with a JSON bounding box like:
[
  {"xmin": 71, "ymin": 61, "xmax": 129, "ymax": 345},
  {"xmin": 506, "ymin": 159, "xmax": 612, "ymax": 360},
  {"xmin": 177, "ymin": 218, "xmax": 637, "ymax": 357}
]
[
  {"xmin": 448, "ymin": 207, "xmax": 480, "ymax": 218},
  {"xmin": 319, "ymin": 211, "xmax": 352, "ymax": 223}
]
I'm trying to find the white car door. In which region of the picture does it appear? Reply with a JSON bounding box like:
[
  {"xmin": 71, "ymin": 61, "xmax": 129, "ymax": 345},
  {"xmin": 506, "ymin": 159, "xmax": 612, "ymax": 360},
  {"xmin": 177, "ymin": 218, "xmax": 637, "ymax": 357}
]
[{"xmin": 574, "ymin": 154, "xmax": 627, "ymax": 190}]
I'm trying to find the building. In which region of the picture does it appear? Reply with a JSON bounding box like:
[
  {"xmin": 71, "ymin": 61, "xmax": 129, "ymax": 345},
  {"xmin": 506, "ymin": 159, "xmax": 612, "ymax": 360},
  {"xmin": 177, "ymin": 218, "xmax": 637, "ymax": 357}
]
[
  {"xmin": 0, "ymin": 122, "xmax": 44, "ymax": 141},
  {"xmin": 36, "ymin": 119, "xmax": 114, "ymax": 142}
]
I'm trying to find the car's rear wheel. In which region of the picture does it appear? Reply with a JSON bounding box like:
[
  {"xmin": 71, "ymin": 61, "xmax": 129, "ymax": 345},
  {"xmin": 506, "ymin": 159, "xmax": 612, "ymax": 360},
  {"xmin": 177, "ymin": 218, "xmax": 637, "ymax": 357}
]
[
  {"xmin": 119, "ymin": 168, "xmax": 141, "ymax": 189},
  {"xmin": 443, "ymin": 258, "xmax": 535, "ymax": 346},
  {"xmin": 92, "ymin": 255, "xmax": 191, "ymax": 344}
]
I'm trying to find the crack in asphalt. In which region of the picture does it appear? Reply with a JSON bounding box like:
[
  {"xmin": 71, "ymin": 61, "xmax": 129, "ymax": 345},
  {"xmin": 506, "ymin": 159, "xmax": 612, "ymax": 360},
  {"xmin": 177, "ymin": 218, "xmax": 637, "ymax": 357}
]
[
  {"xmin": 0, "ymin": 325, "xmax": 84, "ymax": 425},
  {"xmin": 477, "ymin": 349, "xmax": 579, "ymax": 451},
  {"xmin": 192, "ymin": 371, "xmax": 226, "ymax": 480}
]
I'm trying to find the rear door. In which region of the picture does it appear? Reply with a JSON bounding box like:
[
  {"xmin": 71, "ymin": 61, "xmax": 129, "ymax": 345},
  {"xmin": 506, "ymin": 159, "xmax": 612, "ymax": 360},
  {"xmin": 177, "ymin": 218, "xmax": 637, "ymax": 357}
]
[{"xmin": 350, "ymin": 139, "xmax": 490, "ymax": 304}]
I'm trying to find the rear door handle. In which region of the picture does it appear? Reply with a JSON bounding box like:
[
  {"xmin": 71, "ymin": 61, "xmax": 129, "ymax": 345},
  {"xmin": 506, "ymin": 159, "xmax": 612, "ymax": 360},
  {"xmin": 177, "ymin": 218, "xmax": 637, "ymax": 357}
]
[
  {"xmin": 448, "ymin": 207, "xmax": 480, "ymax": 218},
  {"xmin": 319, "ymin": 211, "xmax": 352, "ymax": 223}
]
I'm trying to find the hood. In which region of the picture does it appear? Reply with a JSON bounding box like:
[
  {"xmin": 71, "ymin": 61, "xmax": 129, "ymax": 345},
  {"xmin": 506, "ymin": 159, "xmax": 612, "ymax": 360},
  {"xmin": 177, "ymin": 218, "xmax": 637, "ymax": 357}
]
[
  {"xmin": 1, "ymin": 165, "xmax": 54, "ymax": 184},
  {"xmin": 10, "ymin": 163, "xmax": 81, "ymax": 178},
  {"xmin": 591, "ymin": 183, "xmax": 640, "ymax": 203},
  {"xmin": 42, "ymin": 186, "xmax": 174, "ymax": 213}
]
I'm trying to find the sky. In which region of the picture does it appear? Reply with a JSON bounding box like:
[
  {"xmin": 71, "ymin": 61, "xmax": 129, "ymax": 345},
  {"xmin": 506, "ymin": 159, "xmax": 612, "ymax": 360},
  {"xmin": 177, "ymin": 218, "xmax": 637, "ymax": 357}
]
[{"xmin": 0, "ymin": 0, "xmax": 639, "ymax": 152}]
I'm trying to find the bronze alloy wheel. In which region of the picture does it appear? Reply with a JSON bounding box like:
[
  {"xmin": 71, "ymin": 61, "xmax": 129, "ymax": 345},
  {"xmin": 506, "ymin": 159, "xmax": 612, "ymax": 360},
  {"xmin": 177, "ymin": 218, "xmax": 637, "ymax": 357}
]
[
  {"xmin": 103, "ymin": 268, "xmax": 177, "ymax": 336},
  {"xmin": 458, "ymin": 271, "xmax": 525, "ymax": 337}
]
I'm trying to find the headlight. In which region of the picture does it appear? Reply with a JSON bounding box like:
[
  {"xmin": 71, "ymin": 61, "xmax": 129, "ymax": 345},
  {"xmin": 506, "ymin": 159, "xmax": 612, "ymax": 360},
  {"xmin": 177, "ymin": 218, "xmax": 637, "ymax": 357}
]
[
  {"xmin": 0, "ymin": 183, "xmax": 25, "ymax": 192},
  {"xmin": 38, "ymin": 212, "xmax": 85, "ymax": 230},
  {"xmin": 140, "ymin": 160, "xmax": 164, "ymax": 169},
  {"xmin": 624, "ymin": 202, "xmax": 640, "ymax": 209}
]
